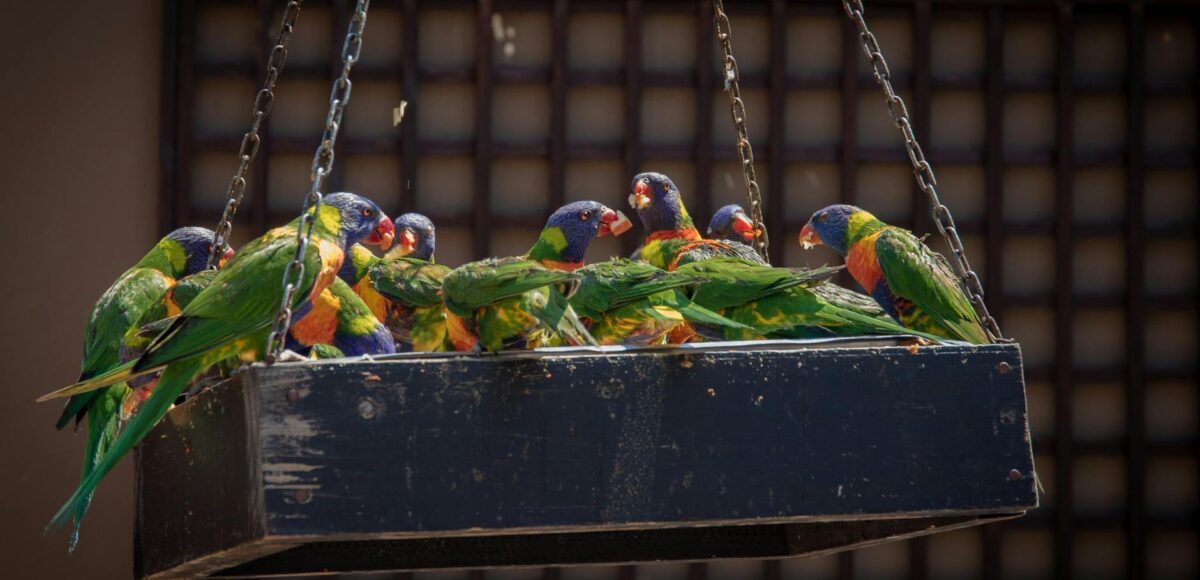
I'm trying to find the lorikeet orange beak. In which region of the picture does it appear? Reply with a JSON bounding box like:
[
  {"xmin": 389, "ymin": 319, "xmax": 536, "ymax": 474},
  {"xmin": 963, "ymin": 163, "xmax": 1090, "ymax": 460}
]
[
  {"xmin": 366, "ymin": 215, "xmax": 395, "ymax": 250},
  {"xmin": 731, "ymin": 212, "xmax": 757, "ymax": 242},
  {"xmin": 598, "ymin": 209, "xmax": 632, "ymax": 237},
  {"xmin": 628, "ymin": 178, "xmax": 652, "ymax": 210},
  {"xmin": 396, "ymin": 228, "xmax": 418, "ymax": 256},
  {"xmin": 218, "ymin": 247, "xmax": 235, "ymax": 268},
  {"xmin": 798, "ymin": 223, "xmax": 820, "ymax": 249}
]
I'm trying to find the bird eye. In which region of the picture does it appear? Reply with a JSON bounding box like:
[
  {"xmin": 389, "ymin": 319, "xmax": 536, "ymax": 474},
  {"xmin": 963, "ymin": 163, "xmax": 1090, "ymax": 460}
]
[
  {"xmin": 818, "ymin": 213, "xmax": 829, "ymax": 224},
  {"xmin": 579, "ymin": 211, "xmax": 591, "ymax": 221},
  {"xmin": 361, "ymin": 207, "xmax": 372, "ymax": 217}
]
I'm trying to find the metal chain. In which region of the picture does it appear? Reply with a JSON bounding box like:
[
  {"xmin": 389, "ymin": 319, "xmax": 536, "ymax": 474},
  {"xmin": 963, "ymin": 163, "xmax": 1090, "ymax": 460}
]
[
  {"xmin": 207, "ymin": 0, "xmax": 304, "ymax": 269},
  {"xmin": 713, "ymin": 0, "xmax": 770, "ymax": 262},
  {"xmin": 841, "ymin": 0, "xmax": 1004, "ymax": 342},
  {"xmin": 265, "ymin": 0, "xmax": 371, "ymax": 363}
]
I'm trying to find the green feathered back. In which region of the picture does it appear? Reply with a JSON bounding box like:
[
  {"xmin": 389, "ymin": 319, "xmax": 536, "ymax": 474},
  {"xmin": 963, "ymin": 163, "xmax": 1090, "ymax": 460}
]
[{"xmin": 370, "ymin": 256, "xmax": 450, "ymax": 308}]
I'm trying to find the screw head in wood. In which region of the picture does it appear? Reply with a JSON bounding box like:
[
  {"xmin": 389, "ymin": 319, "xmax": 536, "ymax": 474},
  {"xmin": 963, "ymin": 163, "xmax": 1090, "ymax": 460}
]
[
  {"xmin": 294, "ymin": 489, "xmax": 312, "ymax": 504},
  {"xmin": 996, "ymin": 361, "xmax": 1012, "ymax": 375},
  {"xmin": 1008, "ymin": 469, "xmax": 1022, "ymax": 481}
]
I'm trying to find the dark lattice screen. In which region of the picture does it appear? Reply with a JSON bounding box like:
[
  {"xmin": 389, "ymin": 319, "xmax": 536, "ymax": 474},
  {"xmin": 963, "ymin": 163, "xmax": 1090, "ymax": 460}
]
[{"xmin": 160, "ymin": 1, "xmax": 1198, "ymax": 578}]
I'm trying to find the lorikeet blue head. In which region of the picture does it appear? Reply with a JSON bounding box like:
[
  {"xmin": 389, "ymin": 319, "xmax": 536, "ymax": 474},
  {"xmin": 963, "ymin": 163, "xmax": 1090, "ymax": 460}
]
[
  {"xmin": 628, "ymin": 172, "xmax": 695, "ymax": 233},
  {"xmin": 800, "ymin": 204, "xmax": 880, "ymax": 257},
  {"xmin": 322, "ymin": 192, "xmax": 395, "ymax": 250},
  {"xmin": 528, "ymin": 201, "xmax": 631, "ymax": 270},
  {"xmin": 390, "ymin": 212, "xmax": 436, "ymax": 261},
  {"xmin": 707, "ymin": 204, "xmax": 757, "ymax": 244},
  {"xmin": 164, "ymin": 226, "xmax": 232, "ymax": 275}
]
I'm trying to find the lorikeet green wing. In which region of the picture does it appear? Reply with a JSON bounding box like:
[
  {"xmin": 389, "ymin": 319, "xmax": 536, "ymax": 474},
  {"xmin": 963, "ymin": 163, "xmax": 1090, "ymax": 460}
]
[
  {"xmin": 369, "ymin": 256, "xmax": 454, "ymax": 351},
  {"xmin": 570, "ymin": 259, "xmax": 750, "ymax": 345},
  {"xmin": 677, "ymin": 258, "xmax": 839, "ymax": 310},
  {"xmin": 443, "ymin": 257, "xmax": 590, "ymax": 352},
  {"xmin": 874, "ymin": 228, "xmax": 988, "ymax": 343}
]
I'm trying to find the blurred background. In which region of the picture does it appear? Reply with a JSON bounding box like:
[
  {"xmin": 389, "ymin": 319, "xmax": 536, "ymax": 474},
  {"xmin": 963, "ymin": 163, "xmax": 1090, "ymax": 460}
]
[{"xmin": 0, "ymin": 0, "xmax": 1196, "ymax": 578}]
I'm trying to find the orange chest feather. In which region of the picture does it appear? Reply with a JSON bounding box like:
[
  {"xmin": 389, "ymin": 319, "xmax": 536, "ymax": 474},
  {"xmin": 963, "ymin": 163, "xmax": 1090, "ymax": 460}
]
[
  {"xmin": 846, "ymin": 233, "xmax": 884, "ymax": 291},
  {"xmin": 291, "ymin": 288, "xmax": 340, "ymax": 345},
  {"xmin": 309, "ymin": 239, "xmax": 346, "ymax": 303},
  {"xmin": 354, "ymin": 277, "xmax": 390, "ymax": 322}
]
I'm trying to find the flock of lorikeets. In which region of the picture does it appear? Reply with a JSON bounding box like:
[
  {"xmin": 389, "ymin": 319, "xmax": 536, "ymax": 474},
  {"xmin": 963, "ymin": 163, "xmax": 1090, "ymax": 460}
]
[{"xmin": 37, "ymin": 171, "xmax": 988, "ymax": 550}]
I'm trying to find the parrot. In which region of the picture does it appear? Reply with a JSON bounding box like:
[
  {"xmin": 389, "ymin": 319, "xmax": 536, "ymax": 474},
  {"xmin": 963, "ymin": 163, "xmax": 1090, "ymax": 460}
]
[
  {"xmin": 286, "ymin": 277, "xmax": 396, "ymax": 358},
  {"xmin": 442, "ymin": 201, "xmax": 632, "ymax": 352},
  {"xmin": 706, "ymin": 203, "xmax": 759, "ymax": 246},
  {"xmin": 705, "ymin": 203, "xmax": 894, "ymax": 323},
  {"xmin": 627, "ymin": 172, "xmax": 765, "ymax": 270},
  {"xmin": 569, "ymin": 258, "xmax": 752, "ymax": 345},
  {"xmin": 53, "ymin": 226, "xmax": 229, "ymax": 551},
  {"xmin": 338, "ymin": 212, "xmax": 462, "ymax": 352},
  {"xmin": 799, "ymin": 204, "xmax": 989, "ymax": 344},
  {"xmin": 336, "ymin": 212, "xmax": 438, "ymax": 323},
  {"xmin": 38, "ymin": 192, "xmax": 395, "ymax": 538},
  {"xmin": 676, "ymin": 257, "xmax": 942, "ymax": 341}
]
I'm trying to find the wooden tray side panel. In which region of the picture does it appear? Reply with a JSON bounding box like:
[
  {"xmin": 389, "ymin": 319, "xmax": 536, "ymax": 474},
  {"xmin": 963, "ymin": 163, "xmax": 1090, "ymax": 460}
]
[
  {"xmin": 135, "ymin": 374, "xmax": 265, "ymax": 578},
  {"xmin": 250, "ymin": 344, "xmax": 1035, "ymax": 537}
]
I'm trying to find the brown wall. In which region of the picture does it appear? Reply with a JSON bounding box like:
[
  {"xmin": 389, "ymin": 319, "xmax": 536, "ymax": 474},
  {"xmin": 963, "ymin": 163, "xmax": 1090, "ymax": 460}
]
[{"xmin": 0, "ymin": 1, "xmax": 160, "ymax": 577}]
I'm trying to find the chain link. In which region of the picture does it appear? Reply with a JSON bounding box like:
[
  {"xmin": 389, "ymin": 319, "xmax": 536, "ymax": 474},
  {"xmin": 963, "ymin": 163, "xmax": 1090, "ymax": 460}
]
[
  {"xmin": 207, "ymin": 1, "xmax": 304, "ymax": 269},
  {"xmin": 265, "ymin": 0, "xmax": 371, "ymax": 362},
  {"xmin": 712, "ymin": 0, "xmax": 770, "ymax": 263},
  {"xmin": 841, "ymin": 0, "xmax": 1004, "ymax": 342}
]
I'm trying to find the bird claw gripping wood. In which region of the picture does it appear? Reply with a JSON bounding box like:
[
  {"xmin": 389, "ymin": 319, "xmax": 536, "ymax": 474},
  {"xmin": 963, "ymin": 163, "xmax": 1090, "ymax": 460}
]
[
  {"xmin": 841, "ymin": 0, "xmax": 1004, "ymax": 342},
  {"xmin": 267, "ymin": 0, "xmax": 372, "ymax": 363},
  {"xmin": 713, "ymin": 0, "xmax": 770, "ymax": 263},
  {"xmin": 207, "ymin": 0, "xmax": 305, "ymax": 269}
]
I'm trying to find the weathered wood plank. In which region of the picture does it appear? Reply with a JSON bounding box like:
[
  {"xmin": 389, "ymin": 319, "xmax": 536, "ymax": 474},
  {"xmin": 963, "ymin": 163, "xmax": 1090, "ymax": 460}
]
[{"xmin": 137, "ymin": 341, "xmax": 1036, "ymax": 578}]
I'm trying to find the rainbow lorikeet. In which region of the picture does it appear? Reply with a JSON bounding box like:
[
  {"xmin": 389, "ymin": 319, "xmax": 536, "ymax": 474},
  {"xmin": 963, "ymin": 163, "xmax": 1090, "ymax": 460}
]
[
  {"xmin": 706, "ymin": 203, "xmax": 759, "ymax": 245},
  {"xmin": 338, "ymin": 213, "xmax": 464, "ymax": 352},
  {"xmin": 38, "ymin": 192, "xmax": 395, "ymax": 537},
  {"xmin": 676, "ymin": 257, "xmax": 941, "ymax": 341},
  {"xmin": 286, "ymin": 277, "xmax": 396, "ymax": 358},
  {"xmin": 443, "ymin": 201, "xmax": 632, "ymax": 352},
  {"xmin": 800, "ymin": 204, "xmax": 988, "ymax": 344},
  {"xmin": 628, "ymin": 172, "xmax": 764, "ymax": 271},
  {"xmin": 705, "ymin": 203, "xmax": 896, "ymax": 323},
  {"xmin": 53, "ymin": 227, "xmax": 228, "ymax": 551},
  {"xmin": 569, "ymin": 258, "xmax": 751, "ymax": 345}
]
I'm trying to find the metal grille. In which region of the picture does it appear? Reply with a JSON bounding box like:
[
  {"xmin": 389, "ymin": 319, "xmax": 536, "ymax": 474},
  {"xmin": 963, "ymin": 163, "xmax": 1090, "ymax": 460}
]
[{"xmin": 161, "ymin": 1, "xmax": 1198, "ymax": 578}]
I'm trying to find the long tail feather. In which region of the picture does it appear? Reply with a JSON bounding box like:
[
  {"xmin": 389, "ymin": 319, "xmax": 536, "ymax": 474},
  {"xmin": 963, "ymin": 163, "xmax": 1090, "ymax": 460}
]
[
  {"xmin": 46, "ymin": 360, "xmax": 201, "ymax": 536},
  {"xmin": 556, "ymin": 305, "xmax": 599, "ymax": 347},
  {"xmin": 37, "ymin": 360, "xmax": 158, "ymax": 402},
  {"xmin": 67, "ymin": 384, "xmax": 129, "ymax": 551}
]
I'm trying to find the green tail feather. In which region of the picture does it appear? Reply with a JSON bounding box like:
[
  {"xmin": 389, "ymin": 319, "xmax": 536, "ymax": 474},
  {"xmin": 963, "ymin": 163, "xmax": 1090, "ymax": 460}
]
[
  {"xmin": 47, "ymin": 360, "xmax": 203, "ymax": 536},
  {"xmin": 38, "ymin": 360, "xmax": 155, "ymax": 403},
  {"xmin": 650, "ymin": 290, "xmax": 752, "ymax": 331},
  {"xmin": 67, "ymin": 384, "xmax": 129, "ymax": 551},
  {"xmin": 555, "ymin": 305, "xmax": 599, "ymax": 347}
]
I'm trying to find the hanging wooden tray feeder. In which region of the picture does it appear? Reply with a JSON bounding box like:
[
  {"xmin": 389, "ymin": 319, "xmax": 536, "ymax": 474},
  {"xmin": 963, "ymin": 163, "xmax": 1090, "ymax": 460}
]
[{"xmin": 134, "ymin": 337, "xmax": 1036, "ymax": 578}]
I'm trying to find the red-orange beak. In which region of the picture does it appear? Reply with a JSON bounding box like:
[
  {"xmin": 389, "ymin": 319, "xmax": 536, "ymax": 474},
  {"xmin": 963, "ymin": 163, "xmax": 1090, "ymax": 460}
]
[
  {"xmin": 218, "ymin": 247, "xmax": 235, "ymax": 269},
  {"xmin": 598, "ymin": 209, "xmax": 632, "ymax": 237},
  {"xmin": 628, "ymin": 179, "xmax": 652, "ymax": 210},
  {"xmin": 798, "ymin": 223, "xmax": 821, "ymax": 249},
  {"xmin": 396, "ymin": 228, "xmax": 418, "ymax": 256},
  {"xmin": 731, "ymin": 212, "xmax": 756, "ymax": 242},
  {"xmin": 366, "ymin": 215, "xmax": 395, "ymax": 250}
]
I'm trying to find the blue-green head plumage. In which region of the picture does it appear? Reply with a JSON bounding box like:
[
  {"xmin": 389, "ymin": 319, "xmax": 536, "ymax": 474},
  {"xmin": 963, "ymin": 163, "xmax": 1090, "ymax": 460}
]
[
  {"xmin": 313, "ymin": 192, "xmax": 395, "ymax": 250},
  {"xmin": 527, "ymin": 201, "xmax": 629, "ymax": 267},
  {"xmin": 707, "ymin": 204, "xmax": 757, "ymax": 245},
  {"xmin": 801, "ymin": 204, "xmax": 885, "ymax": 257},
  {"xmin": 389, "ymin": 212, "xmax": 437, "ymax": 261}
]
